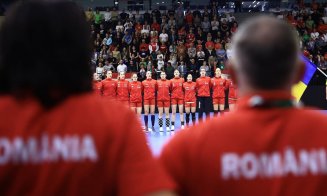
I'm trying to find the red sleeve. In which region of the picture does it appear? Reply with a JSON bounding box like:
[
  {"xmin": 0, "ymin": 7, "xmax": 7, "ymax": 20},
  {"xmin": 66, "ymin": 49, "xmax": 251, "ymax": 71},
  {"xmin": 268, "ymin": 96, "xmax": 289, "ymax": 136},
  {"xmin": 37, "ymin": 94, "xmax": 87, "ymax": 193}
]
[
  {"xmin": 209, "ymin": 78, "xmax": 213, "ymax": 89},
  {"xmin": 159, "ymin": 130, "xmax": 193, "ymax": 195},
  {"xmin": 116, "ymin": 112, "xmax": 175, "ymax": 195},
  {"xmin": 225, "ymin": 80, "xmax": 230, "ymax": 90},
  {"xmin": 100, "ymin": 82, "xmax": 104, "ymax": 95},
  {"xmin": 128, "ymin": 82, "xmax": 131, "ymax": 93}
]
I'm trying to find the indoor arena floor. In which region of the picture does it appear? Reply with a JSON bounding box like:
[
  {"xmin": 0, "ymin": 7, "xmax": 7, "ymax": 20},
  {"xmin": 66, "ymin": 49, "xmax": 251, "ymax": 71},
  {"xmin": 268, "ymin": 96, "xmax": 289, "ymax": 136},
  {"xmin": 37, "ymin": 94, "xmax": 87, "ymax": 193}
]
[
  {"xmin": 144, "ymin": 112, "xmax": 225, "ymax": 156},
  {"xmin": 145, "ymin": 111, "xmax": 327, "ymax": 156}
]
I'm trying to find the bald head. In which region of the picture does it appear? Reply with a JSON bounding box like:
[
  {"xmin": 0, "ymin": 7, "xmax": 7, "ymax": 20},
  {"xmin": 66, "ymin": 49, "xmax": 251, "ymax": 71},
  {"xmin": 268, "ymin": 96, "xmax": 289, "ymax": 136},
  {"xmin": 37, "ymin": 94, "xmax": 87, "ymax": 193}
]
[{"xmin": 231, "ymin": 16, "xmax": 301, "ymax": 90}]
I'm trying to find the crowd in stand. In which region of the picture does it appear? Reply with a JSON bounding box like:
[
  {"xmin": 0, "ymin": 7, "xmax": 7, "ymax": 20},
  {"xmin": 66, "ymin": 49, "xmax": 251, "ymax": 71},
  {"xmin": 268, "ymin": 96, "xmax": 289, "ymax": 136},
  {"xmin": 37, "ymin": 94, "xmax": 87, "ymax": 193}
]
[
  {"xmin": 86, "ymin": 3, "xmax": 238, "ymax": 81},
  {"xmin": 280, "ymin": 3, "xmax": 327, "ymax": 70}
]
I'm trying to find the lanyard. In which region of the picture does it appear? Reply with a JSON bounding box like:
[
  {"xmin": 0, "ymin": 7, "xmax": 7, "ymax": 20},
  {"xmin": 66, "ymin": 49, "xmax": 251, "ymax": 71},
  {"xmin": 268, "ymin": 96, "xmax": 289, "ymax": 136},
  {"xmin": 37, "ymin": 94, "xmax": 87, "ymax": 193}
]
[{"xmin": 248, "ymin": 95, "xmax": 300, "ymax": 109}]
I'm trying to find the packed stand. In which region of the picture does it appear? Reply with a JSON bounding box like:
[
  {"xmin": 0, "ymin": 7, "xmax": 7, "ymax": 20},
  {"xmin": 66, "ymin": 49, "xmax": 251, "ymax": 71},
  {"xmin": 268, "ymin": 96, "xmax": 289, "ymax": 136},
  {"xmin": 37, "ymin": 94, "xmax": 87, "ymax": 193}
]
[
  {"xmin": 279, "ymin": 3, "xmax": 327, "ymax": 71},
  {"xmin": 86, "ymin": 3, "xmax": 238, "ymax": 81}
]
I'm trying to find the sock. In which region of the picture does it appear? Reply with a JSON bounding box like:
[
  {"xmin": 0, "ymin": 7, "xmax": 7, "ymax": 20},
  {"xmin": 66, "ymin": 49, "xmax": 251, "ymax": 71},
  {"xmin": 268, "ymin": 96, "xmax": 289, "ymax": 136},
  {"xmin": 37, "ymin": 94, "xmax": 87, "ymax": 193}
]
[
  {"xmin": 144, "ymin": 115, "xmax": 148, "ymax": 127},
  {"xmin": 185, "ymin": 113, "xmax": 190, "ymax": 124},
  {"xmin": 205, "ymin": 112, "xmax": 210, "ymax": 120},
  {"xmin": 151, "ymin": 115, "xmax": 155, "ymax": 127},
  {"xmin": 165, "ymin": 118, "xmax": 170, "ymax": 127},
  {"xmin": 181, "ymin": 121, "xmax": 185, "ymax": 126},
  {"xmin": 214, "ymin": 110, "xmax": 219, "ymax": 117},
  {"xmin": 198, "ymin": 112, "xmax": 203, "ymax": 122},
  {"xmin": 158, "ymin": 118, "xmax": 163, "ymax": 127},
  {"xmin": 192, "ymin": 112, "xmax": 196, "ymax": 123},
  {"xmin": 171, "ymin": 121, "xmax": 175, "ymax": 126}
]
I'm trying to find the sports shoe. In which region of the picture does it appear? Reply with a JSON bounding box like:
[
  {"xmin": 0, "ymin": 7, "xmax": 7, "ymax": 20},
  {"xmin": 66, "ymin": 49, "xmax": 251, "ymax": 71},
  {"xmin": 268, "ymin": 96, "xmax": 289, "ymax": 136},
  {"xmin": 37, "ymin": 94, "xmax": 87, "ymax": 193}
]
[
  {"xmin": 181, "ymin": 125, "xmax": 185, "ymax": 129},
  {"xmin": 148, "ymin": 127, "xmax": 153, "ymax": 132},
  {"xmin": 171, "ymin": 125, "xmax": 175, "ymax": 131},
  {"xmin": 159, "ymin": 127, "xmax": 163, "ymax": 132},
  {"xmin": 166, "ymin": 127, "xmax": 170, "ymax": 131}
]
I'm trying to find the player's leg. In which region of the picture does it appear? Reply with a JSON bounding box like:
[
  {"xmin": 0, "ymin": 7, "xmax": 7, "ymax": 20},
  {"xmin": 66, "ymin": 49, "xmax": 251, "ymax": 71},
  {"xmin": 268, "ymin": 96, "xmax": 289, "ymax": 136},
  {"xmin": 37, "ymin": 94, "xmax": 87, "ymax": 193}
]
[
  {"xmin": 171, "ymin": 101, "xmax": 177, "ymax": 130},
  {"xmin": 185, "ymin": 104, "xmax": 190, "ymax": 126},
  {"xmin": 164, "ymin": 106, "xmax": 170, "ymax": 131},
  {"xmin": 150, "ymin": 102, "xmax": 156, "ymax": 131},
  {"xmin": 213, "ymin": 99, "xmax": 219, "ymax": 117},
  {"xmin": 191, "ymin": 104, "xmax": 196, "ymax": 125},
  {"xmin": 158, "ymin": 103, "xmax": 164, "ymax": 132},
  {"xmin": 198, "ymin": 97, "xmax": 204, "ymax": 122},
  {"xmin": 143, "ymin": 103, "xmax": 150, "ymax": 131},
  {"xmin": 178, "ymin": 101, "xmax": 185, "ymax": 129}
]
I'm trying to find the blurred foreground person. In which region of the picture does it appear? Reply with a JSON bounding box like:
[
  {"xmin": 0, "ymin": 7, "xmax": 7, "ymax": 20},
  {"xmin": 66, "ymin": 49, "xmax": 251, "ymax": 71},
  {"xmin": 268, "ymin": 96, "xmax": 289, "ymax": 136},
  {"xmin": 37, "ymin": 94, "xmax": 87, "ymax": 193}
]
[
  {"xmin": 0, "ymin": 1, "xmax": 175, "ymax": 195},
  {"xmin": 160, "ymin": 16, "xmax": 327, "ymax": 195}
]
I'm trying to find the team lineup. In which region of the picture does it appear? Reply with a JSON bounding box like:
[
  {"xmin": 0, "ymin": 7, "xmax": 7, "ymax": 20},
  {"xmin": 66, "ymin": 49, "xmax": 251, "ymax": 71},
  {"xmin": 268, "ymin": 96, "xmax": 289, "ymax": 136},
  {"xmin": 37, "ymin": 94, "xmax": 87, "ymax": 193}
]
[{"xmin": 93, "ymin": 67, "xmax": 238, "ymax": 132}]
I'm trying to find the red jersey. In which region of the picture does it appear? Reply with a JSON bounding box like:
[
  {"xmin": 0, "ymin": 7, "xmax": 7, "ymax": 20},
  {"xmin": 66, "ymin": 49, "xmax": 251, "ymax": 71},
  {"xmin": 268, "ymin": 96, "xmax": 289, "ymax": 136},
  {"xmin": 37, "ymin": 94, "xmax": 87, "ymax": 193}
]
[
  {"xmin": 117, "ymin": 79, "xmax": 129, "ymax": 101},
  {"xmin": 183, "ymin": 81, "xmax": 196, "ymax": 102},
  {"xmin": 129, "ymin": 81, "xmax": 143, "ymax": 103},
  {"xmin": 160, "ymin": 91, "xmax": 327, "ymax": 196},
  {"xmin": 185, "ymin": 13, "xmax": 193, "ymax": 24},
  {"xmin": 226, "ymin": 79, "xmax": 237, "ymax": 98},
  {"xmin": 135, "ymin": 23, "xmax": 142, "ymax": 32},
  {"xmin": 156, "ymin": 79, "xmax": 171, "ymax": 101},
  {"xmin": 196, "ymin": 76, "xmax": 211, "ymax": 97},
  {"xmin": 102, "ymin": 78, "xmax": 117, "ymax": 99},
  {"xmin": 205, "ymin": 41, "xmax": 214, "ymax": 50},
  {"xmin": 139, "ymin": 43, "xmax": 149, "ymax": 51},
  {"xmin": 186, "ymin": 33, "xmax": 195, "ymax": 43},
  {"xmin": 211, "ymin": 77, "xmax": 227, "ymax": 98},
  {"xmin": 142, "ymin": 79, "xmax": 156, "ymax": 100},
  {"xmin": 151, "ymin": 22, "xmax": 161, "ymax": 32},
  {"xmin": 93, "ymin": 81, "xmax": 103, "ymax": 96},
  {"xmin": 171, "ymin": 77, "xmax": 184, "ymax": 99},
  {"xmin": 160, "ymin": 44, "xmax": 167, "ymax": 53},
  {"xmin": 0, "ymin": 94, "xmax": 175, "ymax": 195}
]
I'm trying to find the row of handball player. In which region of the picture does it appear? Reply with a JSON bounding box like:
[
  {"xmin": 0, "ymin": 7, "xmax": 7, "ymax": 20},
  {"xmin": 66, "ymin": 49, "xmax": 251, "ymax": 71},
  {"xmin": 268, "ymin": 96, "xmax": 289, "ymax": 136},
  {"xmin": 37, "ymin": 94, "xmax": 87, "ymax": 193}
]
[
  {"xmin": 93, "ymin": 67, "xmax": 237, "ymax": 132},
  {"xmin": 3, "ymin": 1, "xmax": 327, "ymax": 195}
]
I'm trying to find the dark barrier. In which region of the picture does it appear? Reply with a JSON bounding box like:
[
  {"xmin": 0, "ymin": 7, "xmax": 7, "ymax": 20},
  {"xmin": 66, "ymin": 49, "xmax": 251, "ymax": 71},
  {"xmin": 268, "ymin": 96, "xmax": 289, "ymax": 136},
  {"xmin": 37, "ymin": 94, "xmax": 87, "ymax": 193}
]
[{"xmin": 301, "ymin": 71, "xmax": 327, "ymax": 110}]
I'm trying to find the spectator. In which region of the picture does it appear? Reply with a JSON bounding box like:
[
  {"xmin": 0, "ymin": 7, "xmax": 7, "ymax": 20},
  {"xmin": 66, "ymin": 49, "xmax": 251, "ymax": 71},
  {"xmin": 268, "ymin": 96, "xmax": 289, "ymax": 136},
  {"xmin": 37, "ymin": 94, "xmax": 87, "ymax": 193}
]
[
  {"xmin": 96, "ymin": 62, "xmax": 105, "ymax": 78},
  {"xmin": 200, "ymin": 61, "xmax": 211, "ymax": 77},
  {"xmin": 94, "ymin": 9, "xmax": 103, "ymax": 26},
  {"xmin": 117, "ymin": 60, "xmax": 128, "ymax": 73},
  {"xmin": 188, "ymin": 58, "xmax": 198, "ymax": 80},
  {"xmin": 159, "ymin": 29, "xmax": 169, "ymax": 44},
  {"xmin": 103, "ymin": 60, "xmax": 115, "ymax": 72},
  {"xmin": 178, "ymin": 61, "xmax": 188, "ymax": 79},
  {"xmin": 166, "ymin": 62, "xmax": 175, "ymax": 79}
]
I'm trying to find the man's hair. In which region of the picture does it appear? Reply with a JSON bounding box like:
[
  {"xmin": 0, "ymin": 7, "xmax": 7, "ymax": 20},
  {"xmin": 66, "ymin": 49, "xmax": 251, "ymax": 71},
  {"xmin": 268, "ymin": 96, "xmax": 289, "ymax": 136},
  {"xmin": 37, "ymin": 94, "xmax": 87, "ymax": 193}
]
[
  {"xmin": 0, "ymin": 0, "xmax": 92, "ymax": 107},
  {"xmin": 232, "ymin": 16, "xmax": 300, "ymax": 89}
]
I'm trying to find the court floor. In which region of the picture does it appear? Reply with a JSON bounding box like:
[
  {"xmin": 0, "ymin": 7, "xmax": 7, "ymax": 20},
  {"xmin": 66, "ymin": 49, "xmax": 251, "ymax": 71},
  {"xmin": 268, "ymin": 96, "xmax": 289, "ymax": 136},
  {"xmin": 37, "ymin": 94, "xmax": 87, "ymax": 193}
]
[
  {"xmin": 143, "ymin": 112, "xmax": 215, "ymax": 156},
  {"xmin": 145, "ymin": 111, "xmax": 327, "ymax": 156}
]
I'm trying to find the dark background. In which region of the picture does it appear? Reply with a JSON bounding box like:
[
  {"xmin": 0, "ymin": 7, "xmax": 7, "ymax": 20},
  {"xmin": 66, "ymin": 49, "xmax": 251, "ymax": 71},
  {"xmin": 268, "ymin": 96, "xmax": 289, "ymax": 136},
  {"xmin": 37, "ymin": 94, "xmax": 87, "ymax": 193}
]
[
  {"xmin": 301, "ymin": 71, "xmax": 327, "ymax": 109},
  {"xmin": 0, "ymin": 0, "xmax": 20, "ymax": 16}
]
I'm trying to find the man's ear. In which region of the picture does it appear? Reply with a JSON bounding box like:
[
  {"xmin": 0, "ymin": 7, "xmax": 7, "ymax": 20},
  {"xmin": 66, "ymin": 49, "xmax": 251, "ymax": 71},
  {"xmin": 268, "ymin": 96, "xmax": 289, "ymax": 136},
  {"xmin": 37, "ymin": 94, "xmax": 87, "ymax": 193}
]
[
  {"xmin": 226, "ymin": 60, "xmax": 238, "ymax": 85},
  {"xmin": 293, "ymin": 60, "xmax": 306, "ymax": 85}
]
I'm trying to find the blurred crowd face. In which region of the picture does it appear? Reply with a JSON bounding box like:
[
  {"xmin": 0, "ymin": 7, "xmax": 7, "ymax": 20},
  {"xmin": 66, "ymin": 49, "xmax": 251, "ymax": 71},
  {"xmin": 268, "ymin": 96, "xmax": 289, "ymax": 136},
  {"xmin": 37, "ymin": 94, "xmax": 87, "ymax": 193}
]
[
  {"xmin": 119, "ymin": 72, "xmax": 125, "ymax": 80},
  {"xmin": 174, "ymin": 69, "xmax": 180, "ymax": 77},
  {"xmin": 187, "ymin": 74, "xmax": 193, "ymax": 82},
  {"xmin": 200, "ymin": 68, "xmax": 206, "ymax": 77},
  {"xmin": 132, "ymin": 73, "xmax": 138, "ymax": 81},
  {"xmin": 146, "ymin": 71, "xmax": 152, "ymax": 79},
  {"xmin": 94, "ymin": 73, "xmax": 100, "ymax": 81},
  {"xmin": 107, "ymin": 71, "xmax": 113, "ymax": 79},
  {"xmin": 215, "ymin": 68, "xmax": 221, "ymax": 77},
  {"xmin": 160, "ymin": 72, "xmax": 167, "ymax": 80}
]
